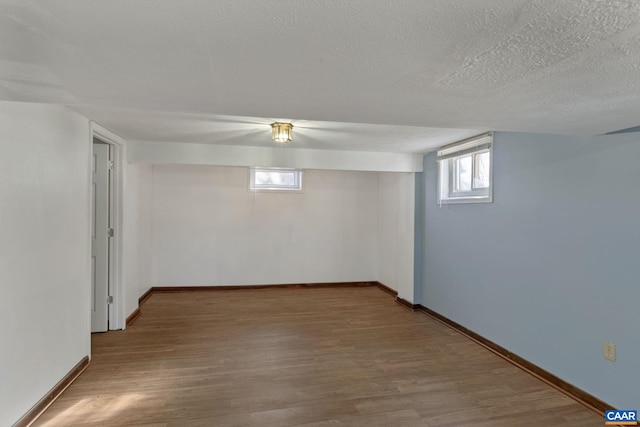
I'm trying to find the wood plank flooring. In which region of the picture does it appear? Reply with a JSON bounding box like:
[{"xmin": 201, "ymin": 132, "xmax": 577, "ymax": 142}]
[{"xmin": 33, "ymin": 287, "xmax": 603, "ymax": 426}]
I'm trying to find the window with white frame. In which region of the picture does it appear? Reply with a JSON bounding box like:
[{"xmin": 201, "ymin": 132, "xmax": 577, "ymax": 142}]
[
  {"xmin": 250, "ymin": 167, "xmax": 303, "ymax": 191},
  {"xmin": 437, "ymin": 133, "xmax": 493, "ymax": 204}
]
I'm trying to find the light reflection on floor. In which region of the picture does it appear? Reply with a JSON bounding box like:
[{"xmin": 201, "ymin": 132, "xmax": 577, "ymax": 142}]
[{"xmin": 39, "ymin": 393, "xmax": 146, "ymax": 426}]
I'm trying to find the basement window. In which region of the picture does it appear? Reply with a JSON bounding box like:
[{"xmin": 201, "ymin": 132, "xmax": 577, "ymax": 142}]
[
  {"xmin": 437, "ymin": 133, "xmax": 493, "ymax": 204},
  {"xmin": 250, "ymin": 167, "xmax": 303, "ymax": 191}
]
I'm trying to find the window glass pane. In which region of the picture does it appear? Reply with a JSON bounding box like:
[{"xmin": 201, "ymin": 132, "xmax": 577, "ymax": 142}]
[
  {"xmin": 250, "ymin": 168, "xmax": 302, "ymax": 191},
  {"xmin": 473, "ymin": 151, "xmax": 490, "ymax": 189},
  {"xmin": 454, "ymin": 155, "xmax": 472, "ymax": 192},
  {"xmin": 436, "ymin": 133, "xmax": 492, "ymax": 204},
  {"xmin": 255, "ymin": 170, "xmax": 295, "ymax": 186}
]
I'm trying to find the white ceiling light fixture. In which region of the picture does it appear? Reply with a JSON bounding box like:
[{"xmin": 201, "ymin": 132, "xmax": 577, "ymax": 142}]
[{"xmin": 271, "ymin": 122, "xmax": 293, "ymax": 144}]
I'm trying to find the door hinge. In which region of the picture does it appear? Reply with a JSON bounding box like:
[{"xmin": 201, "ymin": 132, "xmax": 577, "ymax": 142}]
[
  {"xmin": 107, "ymin": 295, "xmax": 114, "ymax": 304},
  {"xmin": 107, "ymin": 228, "xmax": 114, "ymax": 237},
  {"xmin": 108, "ymin": 160, "xmax": 114, "ymax": 170}
]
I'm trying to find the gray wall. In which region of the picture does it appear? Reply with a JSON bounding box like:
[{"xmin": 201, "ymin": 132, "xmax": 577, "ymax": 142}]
[{"xmin": 420, "ymin": 131, "xmax": 639, "ymax": 409}]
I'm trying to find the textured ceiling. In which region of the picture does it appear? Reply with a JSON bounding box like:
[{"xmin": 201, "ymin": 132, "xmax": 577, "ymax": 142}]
[{"xmin": 2, "ymin": 0, "xmax": 640, "ymax": 153}]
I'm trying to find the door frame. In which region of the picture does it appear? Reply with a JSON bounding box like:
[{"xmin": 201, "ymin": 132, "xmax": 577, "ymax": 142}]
[{"xmin": 90, "ymin": 121, "xmax": 126, "ymax": 330}]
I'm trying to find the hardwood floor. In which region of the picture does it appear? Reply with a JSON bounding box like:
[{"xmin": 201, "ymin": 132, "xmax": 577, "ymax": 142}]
[{"xmin": 33, "ymin": 287, "xmax": 602, "ymax": 426}]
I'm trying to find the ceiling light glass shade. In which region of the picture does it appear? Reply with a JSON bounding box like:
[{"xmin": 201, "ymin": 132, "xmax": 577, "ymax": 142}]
[{"xmin": 271, "ymin": 122, "xmax": 293, "ymax": 143}]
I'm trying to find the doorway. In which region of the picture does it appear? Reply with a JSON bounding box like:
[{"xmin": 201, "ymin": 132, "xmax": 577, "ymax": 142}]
[
  {"xmin": 91, "ymin": 139, "xmax": 112, "ymax": 332},
  {"xmin": 89, "ymin": 122, "xmax": 125, "ymax": 332}
]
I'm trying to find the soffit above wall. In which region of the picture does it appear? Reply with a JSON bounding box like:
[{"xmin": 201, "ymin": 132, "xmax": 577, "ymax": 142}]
[{"xmin": 129, "ymin": 141, "xmax": 424, "ymax": 173}]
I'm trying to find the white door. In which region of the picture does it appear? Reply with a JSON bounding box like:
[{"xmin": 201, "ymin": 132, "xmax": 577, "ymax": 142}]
[{"xmin": 91, "ymin": 141, "xmax": 111, "ymax": 333}]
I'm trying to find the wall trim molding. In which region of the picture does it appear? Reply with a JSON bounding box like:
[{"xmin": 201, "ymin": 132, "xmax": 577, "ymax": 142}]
[
  {"xmin": 395, "ymin": 296, "xmax": 420, "ymax": 311},
  {"xmin": 416, "ymin": 304, "xmax": 611, "ymax": 416},
  {"xmin": 373, "ymin": 281, "xmax": 397, "ymax": 297},
  {"xmin": 13, "ymin": 356, "xmax": 90, "ymax": 427},
  {"xmin": 374, "ymin": 281, "xmax": 421, "ymax": 312},
  {"xmin": 137, "ymin": 282, "xmax": 387, "ymax": 307},
  {"xmin": 125, "ymin": 307, "xmax": 141, "ymax": 327},
  {"xmin": 151, "ymin": 282, "xmax": 378, "ymax": 293},
  {"xmin": 138, "ymin": 288, "xmax": 153, "ymax": 305}
]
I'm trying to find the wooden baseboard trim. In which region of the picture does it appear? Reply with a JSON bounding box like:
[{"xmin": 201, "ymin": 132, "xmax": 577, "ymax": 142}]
[
  {"xmin": 125, "ymin": 307, "xmax": 141, "ymax": 327},
  {"xmin": 375, "ymin": 283, "xmax": 422, "ymax": 312},
  {"xmin": 416, "ymin": 304, "xmax": 611, "ymax": 416},
  {"xmin": 13, "ymin": 356, "xmax": 89, "ymax": 427},
  {"xmin": 374, "ymin": 281, "xmax": 398, "ymax": 297},
  {"xmin": 395, "ymin": 296, "xmax": 420, "ymax": 311},
  {"xmin": 138, "ymin": 287, "xmax": 153, "ymax": 305},
  {"xmin": 137, "ymin": 281, "xmax": 381, "ymax": 310},
  {"xmin": 134, "ymin": 282, "xmax": 380, "ymax": 329},
  {"xmin": 149, "ymin": 282, "xmax": 377, "ymax": 293}
]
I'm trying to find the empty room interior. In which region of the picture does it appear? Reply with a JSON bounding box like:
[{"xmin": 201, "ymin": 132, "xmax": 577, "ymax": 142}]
[{"xmin": 1, "ymin": 1, "xmax": 639, "ymax": 426}]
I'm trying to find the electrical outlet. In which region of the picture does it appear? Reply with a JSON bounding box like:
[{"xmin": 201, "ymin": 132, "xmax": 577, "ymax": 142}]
[{"xmin": 604, "ymin": 341, "xmax": 616, "ymax": 362}]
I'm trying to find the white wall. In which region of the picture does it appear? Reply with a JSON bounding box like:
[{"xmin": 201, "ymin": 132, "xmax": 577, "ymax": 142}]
[
  {"xmin": 0, "ymin": 102, "xmax": 91, "ymax": 426},
  {"xmin": 123, "ymin": 163, "xmax": 153, "ymax": 319},
  {"xmin": 377, "ymin": 172, "xmax": 415, "ymax": 301},
  {"xmin": 123, "ymin": 162, "xmax": 140, "ymax": 319},
  {"xmin": 150, "ymin": 165, "xmax": 379, "ymax": 286},
  {"xmin": 137, "ymin": 164, "xmax": 153, "ymax": 298}
]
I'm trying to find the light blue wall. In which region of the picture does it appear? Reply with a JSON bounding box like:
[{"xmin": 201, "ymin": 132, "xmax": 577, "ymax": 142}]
[{"xmin": 420, "ymin": 131, "xmax": 640, "ymax": 409}]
